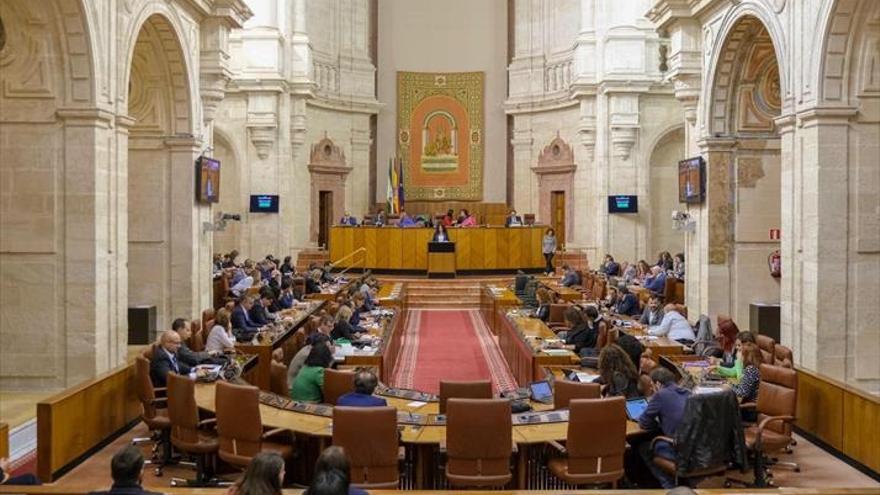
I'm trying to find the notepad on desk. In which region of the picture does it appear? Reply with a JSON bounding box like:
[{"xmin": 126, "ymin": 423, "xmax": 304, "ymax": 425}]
[
  {"xmin": 407, "ymin": 401, "xmax": 427, "ymax": 408},
  {"xmin": 542, "ymin": 349, "xmax": 571, "ymax": 356}
]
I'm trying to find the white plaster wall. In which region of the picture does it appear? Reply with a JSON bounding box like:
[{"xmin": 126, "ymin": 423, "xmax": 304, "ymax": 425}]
[
  {"xmin": 376, "ymin": 0, "xmax": 509, "ymax": 203},
  {"xmin": 647, "ymin": 127, "xmax": 686, "ymax": 258}
]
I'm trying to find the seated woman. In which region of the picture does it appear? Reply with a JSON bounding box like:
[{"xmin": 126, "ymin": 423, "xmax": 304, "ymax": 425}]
[
  {"xmin": 603, "ymin": 286, "xmax": 620, "ymax": 310},
  {"xmin": 533, "ymin": 287, "xmax": 552, "ymax": 322},
  {"xmin": 441, "ymin": 209, "xmax": 455, "ymax": 227},
  {"xmin": 595, "ymin": 344, "xmax": 641, "ymax": 399},
  {"xmin": 205, "ymin": 308, "xmax": 236, "ymax": 353},
  {"xmin": 457, "ymin": 209, "xmax": 477, "ymax": 227},
  {"xmin": 557, "ymin": 306, "xmax": 596, "ymax": 356},
  {"xmin": 635, "ymin": 260, "xmax": 652, "ymax": 283},
  {"xmin": 713, "ymin": 329, "xmax": 756, "ymax": 378},
  {"xmin": 582, "ymin": 305, "xmax": 609, "ymax": 354},
  {"xmin": 331, "ymin": 305, "xmax": 362, "ymax": 342},
  {"xmin": 290, "ymin": 343, "xmax": 335, "ymax": 403},
  {"xmin": 729, "ymin": 342, "xmax": 763, "ymax": 421}
]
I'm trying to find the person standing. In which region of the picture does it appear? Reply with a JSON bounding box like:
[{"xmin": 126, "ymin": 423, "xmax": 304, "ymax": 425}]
[{"xmin": 542, "ymin": 228, "xmax": 557, "ymax": 275}]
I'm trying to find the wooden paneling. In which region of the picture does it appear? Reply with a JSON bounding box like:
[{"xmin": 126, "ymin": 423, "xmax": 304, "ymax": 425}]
[
  {"xmin": 37, "ymin": 364, "xmax": 140, "ymax": 482},
  {"xmin": 0, "ymin": 422, "xmax": 8, "ymax": 458},
  {"xmin": 796, "ymin": 369, "xmax": 844, "ymax": 450},
  {"xmin": 843, "ymin": 392, "xmax": 880, "ymax": 473},
  {"xmin": 330, "ymin": 227, "xmax": 546, "ymax": 272},
  {"xmin": 795, "ymin": 367, "xmax": 880, "ymax": 474}
]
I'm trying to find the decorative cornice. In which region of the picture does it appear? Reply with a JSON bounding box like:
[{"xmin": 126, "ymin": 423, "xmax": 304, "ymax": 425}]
[
  {"xmin": 796, "ymin": 105, "xmax": 859, "ymax": 127},
  {"xmin": 56, "ymin": 108, "xmax": 115, "ymax": 127},
  {"xmin": 306, "ymin": 96, "xmax": 382, "ymax": 115}
]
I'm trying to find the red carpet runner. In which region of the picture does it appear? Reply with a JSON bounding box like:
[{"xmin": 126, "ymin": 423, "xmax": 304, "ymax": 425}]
[{"xmin": 391, "ymin": 309, "xmax": 517, "ymax": 394}]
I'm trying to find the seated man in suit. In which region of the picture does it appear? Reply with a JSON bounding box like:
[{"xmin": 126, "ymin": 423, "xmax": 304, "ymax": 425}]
[
  {"xmin": 639, "ymin": 294, "xmax": 665, "ymax": 326},
  {"xmin": 171, "ymin": 318, "xmax": 220, "ymax": 367},
  {"xmin": 337, "ymin": 370, "xmax": 388, "ymax": 407},
  {"xmin": 339, "ymin": 211, "xmax": 358, "ymax": 226},
  {"xmin": 249, "ymin": 288, "xmax": 278, "ymax": 326},
  {"xmin": 274, "ymin": 280, "xmax": 298, "ymax": 310},
  {"xmin": 150, "ymin": 330, "xmax": 192, "ymax": 387},
  {"xmin": 398, "ymin": 210, "xmax": 417, "ymax": 227},
  {"xmin": 643, "ymin": 266, "xmax": 668, "ymax": 293},
  {"xmin": 614, "ymin": 285, "xmax": 641, "ymax": 317},
  {"xmin": 600, "ymin": 254, "xmax": 620, "ymax": 277},
  {"xmin": 88, "ymin": 445, "xmax": 161, "ymax": 495},
  {"xmin": 560, "ymin": 264, "xmax": 581, "ymax": 287},
  {"xmin": 637, "ymin": 368, "xmax": 691, "ymax": 489},
  {"xmin": 505, "ymin": 209, "xmax": 523, "ymax": 227},
  {"xmin": 232, "ymin": 296, "xmax": 263, "ymax": 338}
]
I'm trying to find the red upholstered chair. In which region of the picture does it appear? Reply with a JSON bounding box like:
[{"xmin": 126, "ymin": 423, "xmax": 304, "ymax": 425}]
[
  {"xmin": 214, "ymin": 380, "xmax": 294, "ymax": 470},
  {"xmin": 333, "ymin": 406, "xmax": 400, "ymax": 488},
  {"xmin": 323, "ymin": 368, "xmax": 355, "ymax": 405},
  {"xmin": 439, "ymin": 380, "xmax": 493, "ymax": 414},
  {"xmin": 444, "ymin": 399, "xmax": 514, "ymax": 488},
  {"xmin": 166, "ymin": 373, "xmax": 219, "ymax": 484},
  {"xmin": 547, "ymin": 397, "xmax": 626, "ymax": 487},
  {"xmin": 774, "ymin": 344, "xmax": 793, "ymax": 368},
  {"xmin": 553, "ymin": 381, "xmax": 600, "ymax": 410},
  {"xmin": 133, "ymin": 356, "xmax": 171, "ymax": 474}
]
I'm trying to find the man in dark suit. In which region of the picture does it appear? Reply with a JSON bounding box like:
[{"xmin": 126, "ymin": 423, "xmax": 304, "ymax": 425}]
[
  {"xmin": 337, "ymin": 370, "xmax": 388, "ymax": 407},
  {"xmin": 637, "ymin": 367, "xmax": 691, "ymax": 489},
  {"xmin": 231, "ymin": 296, "xmax": 262, "ymax": 336},
  {"xmin": 505, "ymin": 209, "xmax": 523, "ymax": 227},
  {"xmin": 171, "ymin": 318, "xmax": 219, "ymax": 367},
  {"xmin": 149, "ymin": 330, "xmax": 192, "ymax": 387},
  {"xmin": 88, "ymin": 445, "xmax": 161, "ymax": 495},
  {"xmin": 249, "ymin": 289, "xmax": 277, "ymax": 326}
]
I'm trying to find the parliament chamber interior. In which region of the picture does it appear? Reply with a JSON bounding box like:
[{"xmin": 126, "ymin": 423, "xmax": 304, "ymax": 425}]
[{"xmin": 0, "ymin": 0, "xmax": 878, "ymax": 494}]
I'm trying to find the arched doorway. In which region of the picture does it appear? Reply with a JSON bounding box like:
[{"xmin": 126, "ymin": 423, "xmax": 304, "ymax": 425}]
[
  {"xmin": 647, "ymin": 127, "xmax": 685, "ymax": 258},
  {"xmin": 705, "ymin": 15, "xmax": 783, "ymax": 327},
  {"xmin": 126, "ymin": 13, "xmax": 199, "ymax": 332}
]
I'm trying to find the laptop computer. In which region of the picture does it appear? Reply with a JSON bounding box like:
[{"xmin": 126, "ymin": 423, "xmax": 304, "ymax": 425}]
[
  {"xmin": 625, "ymin": 397, "xmax": 649, "ymax": 421},
  {"xmin": 529, "ymin": 380, "xmax": 554, "ymax": 405}
]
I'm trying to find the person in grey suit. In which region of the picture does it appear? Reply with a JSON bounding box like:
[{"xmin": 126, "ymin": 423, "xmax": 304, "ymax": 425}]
[{"xmin": 171, "ymin": 318, "xmax": 220, "ymax": 367}]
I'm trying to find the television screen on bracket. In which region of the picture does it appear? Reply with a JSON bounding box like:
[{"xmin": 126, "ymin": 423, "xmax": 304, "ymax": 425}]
[
  {"xmin": 250, "ymin": 195, "xmax": 280, "ymax": 213},
  {"xmin": 678, "ymin": 156, "xmax": 705, "ymax": 204},
  {"xmin": 196, "ymin": 156, "xmax": 220, "ymax": 204},
  {"xmin": 608, "ymin": 195, "xmax": 638, "ymax": 214}
]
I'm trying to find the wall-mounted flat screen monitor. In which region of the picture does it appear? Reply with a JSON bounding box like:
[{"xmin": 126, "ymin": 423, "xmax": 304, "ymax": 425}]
[
  {"xmin": 196, "ymin": 156, "xmax": 220, "ymax": 204},
  {"xmin": 608, "ymin": 195, "xmax": 638, "ymax": 214},
  {"xmin": 250, "ymin": 195, "xmax": 279, "ymax": 213},
  {"xmin": 678, "ymin": 156, "xmax": 705, "ymax": 204}
]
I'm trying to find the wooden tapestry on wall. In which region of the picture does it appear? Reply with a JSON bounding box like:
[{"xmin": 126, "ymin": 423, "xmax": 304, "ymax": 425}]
[{"xmin": 397, "ymin": 71, "xmax": 484, "ymax": 201}]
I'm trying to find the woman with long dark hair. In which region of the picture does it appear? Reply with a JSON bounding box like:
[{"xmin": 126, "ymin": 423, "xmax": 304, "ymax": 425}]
[
  {"xmin": 229, "ymin": 452, "xmax": 285, "ymax": 495},
  {"xmin": 596, "ymin": 344, "xmax": 641, "ymax": 399}
]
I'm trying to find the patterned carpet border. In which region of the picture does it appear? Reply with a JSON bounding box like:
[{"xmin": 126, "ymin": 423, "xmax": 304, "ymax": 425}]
[
  {"xmin": 390, "ymin": 309, "xmax": 422, "ymax": 389},
  {"xmin": 467, "ymin": 309, "xmax": 518, "ymax": 393}
]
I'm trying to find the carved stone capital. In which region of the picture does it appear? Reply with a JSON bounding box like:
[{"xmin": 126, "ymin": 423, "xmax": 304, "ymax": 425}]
[
  {"xmin": 611, "ymin": 127, "xmax": 639, "ymax": 160},
  {"xmin": 248, "ymin": 126, "xmax": 276, "ymax": 159}
]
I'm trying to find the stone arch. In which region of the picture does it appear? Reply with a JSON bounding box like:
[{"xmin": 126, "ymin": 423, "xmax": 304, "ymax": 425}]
[
  {"xmin": 212, "ymin": 126, "xmax": 246, "ymax": 255},
  {"xmin": 125, "ymin": 10, "xmax": 201, "ymax": 332},
  {"xmin": 121, "ymin": 5, "xmax": 196, "ymax": 134},
  {"xmin": 703, "ymin": 4, "xmax": 788, "ymax": 135},
  {"xmin": 646, "ymin": 125, "xmax": 686, "ymax": 258},
  {"xmin": 815, "ymin": 0, "xmax": 880, "ymax": 105},
  {"xmin": 0, "ymin": 0, "xmax": 96, "ymax": 111},
  {"xmin": 706, "ymin": 15, "xmax": 783, "ymax": 136}
]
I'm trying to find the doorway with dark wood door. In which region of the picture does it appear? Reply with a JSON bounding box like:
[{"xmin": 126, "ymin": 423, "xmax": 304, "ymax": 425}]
[
  {"xmin": 318, "ymin": 191, "xmax": 333, "ymax": 250},
  {"xmin": 551, "ymin": 191, "xmax": 566, "ymax": 247}
]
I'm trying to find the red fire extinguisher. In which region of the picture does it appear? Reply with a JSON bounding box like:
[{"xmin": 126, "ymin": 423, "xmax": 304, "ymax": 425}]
[{"xmin": 768, "ymin": 250, "xmax": 781, "ymax": 278}]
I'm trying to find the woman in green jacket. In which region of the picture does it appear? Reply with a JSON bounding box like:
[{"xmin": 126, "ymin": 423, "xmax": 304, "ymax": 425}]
[{"xmin": 290, "ymin": 342, "xmax": 335, "ymax": 403}]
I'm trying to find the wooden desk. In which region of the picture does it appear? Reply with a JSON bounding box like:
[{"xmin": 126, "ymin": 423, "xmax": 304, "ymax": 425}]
[
  {"xmin": 336, "ymin": 309, "xmax": 405, "ymax": 383},
  {"xmin": 376, "ymin": 282, "xmax": 407, "ymax": 312},
  {"xmin": 607, "ymin": 314, "xmax": 686, "ymax": 358},
  {"xmin": 0, "ymin": 422, "xmax": 8, "ymax": 459},
  {"xmin": 329, "ymin": 226, "xmax": 546, "ymax": 272},
  {"xmin": 235, "ymin": 301, "xmax": 325, "ymax": 390},
  {"xmin": 542, "ymin": 281, "xmax": 582, "ymax": 302},
  {"xmin": 480, "ymin": 285, "xmax": 522, "ymax": 335},
  {"xmin": 496, "ymin": 312, "xmax": 579, "ymax": 385}
]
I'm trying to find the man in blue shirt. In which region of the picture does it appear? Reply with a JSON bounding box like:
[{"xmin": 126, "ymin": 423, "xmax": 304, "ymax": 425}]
[
  {"xmin": 339, "ymin": 212, "xmax": 358, "ymax": 225},
  {"xmin": 561, "ymin": 264, "xmax": 581, "ymax": 287},
  {"xmin": 398, "ymin": 210, "xmax": 417, "ymax": 227},
  {"xmin": 643, "ymin": 266, "xmax": 668, "ymax": 293},
  {"xmin": 337, "ymin": 370, "xmax": 388, "ymax": 407},
  {"xmin": 637, "ymin": 367, "xmax": 691, "ymax": 489}
]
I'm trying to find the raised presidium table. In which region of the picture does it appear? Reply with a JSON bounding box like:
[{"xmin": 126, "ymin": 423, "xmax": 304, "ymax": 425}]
[{"xmin": 328, "ymin": 225, "xmax": 547, "ymax": 273}]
